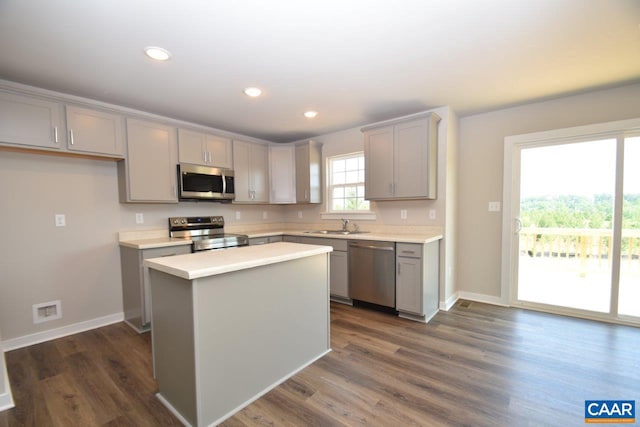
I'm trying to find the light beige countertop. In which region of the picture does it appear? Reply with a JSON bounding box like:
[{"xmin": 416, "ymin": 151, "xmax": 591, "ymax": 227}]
[
  {"xmin": 247, "ymin": 229, "xmax": 443, "ymax": 244},
  {"xmin": 118, "ymin": 237, "xmax": 192, "ymax": 249},
  {"xmin": 144, "ymin": 242, "xmax": 332, "ymax": 280},
  {"xmin": 120, "ymin": 226, "xmax": 443, "ymax": 250}
]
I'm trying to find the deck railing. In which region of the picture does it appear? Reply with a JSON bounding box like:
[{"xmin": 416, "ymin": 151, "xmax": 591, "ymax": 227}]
[{"xmin": 519, "ymin": 227, "xmax": 640, "ymax": 265}]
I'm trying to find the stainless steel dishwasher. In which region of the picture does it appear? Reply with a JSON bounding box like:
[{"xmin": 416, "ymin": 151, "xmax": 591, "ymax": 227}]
[{"xmin": 348, "ymin": 240, "xmax": 396, "ymax": 309}]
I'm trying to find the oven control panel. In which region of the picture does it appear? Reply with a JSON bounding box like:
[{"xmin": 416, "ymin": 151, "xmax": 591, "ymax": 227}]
[{"xmin": 169, "ymin": 216, "xmax": 225, "ymax": 227}]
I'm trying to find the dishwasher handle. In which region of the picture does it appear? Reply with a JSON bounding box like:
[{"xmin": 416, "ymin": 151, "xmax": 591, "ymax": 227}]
[{"xmin": 348, "ymin": 242, "xmax": 395, "ymax": 251}]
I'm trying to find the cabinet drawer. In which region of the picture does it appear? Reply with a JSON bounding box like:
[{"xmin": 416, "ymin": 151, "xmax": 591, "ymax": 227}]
[
  {"xmin": 397, "ymin": 243, "xmax": 422, "ymax": 258},
  {"xmin": 142, "ymin": 245, "xmax": 191, "ymax": 259}
]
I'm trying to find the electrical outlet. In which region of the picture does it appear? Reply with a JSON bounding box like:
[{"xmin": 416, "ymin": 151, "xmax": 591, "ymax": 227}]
[
  {"xmin": 55, "ymin": 214, "xmax": 66, "ymax": 227},
  {"xmin": 298, "ymin": 211, "xmax": 303, "ymax": 219},
  {"xmin": 235, "ymin": 211, "xmax": 241, "ymax": 220},
  {"xmin": 488, "ymin": 202, "xmax": 501, "ymax": 212},
  {"xmin": 263, "ymin": 211, "xmax": 268, "ymax": 220},
  {"xmin": 429, "ymin": 209, "xmax": 436, "ymax": 220},
  {"xmin": 400, "ymin": 209, "xmax": 407, "ymax": 220},
  {"xmin": 135, "ymin": 213, "xmax": 144, "ymax": 224}
]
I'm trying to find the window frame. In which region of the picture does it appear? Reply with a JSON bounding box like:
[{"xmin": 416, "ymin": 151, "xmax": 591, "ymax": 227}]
[{"xmin": 323, "ymin": 152, "xmax": 375, "ymax": 219}]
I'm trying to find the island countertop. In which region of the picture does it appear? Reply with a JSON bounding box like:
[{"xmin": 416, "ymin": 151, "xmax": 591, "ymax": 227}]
[{"xmin": 144, "ymin": 241, "xmax": 332, "ymax": 280}]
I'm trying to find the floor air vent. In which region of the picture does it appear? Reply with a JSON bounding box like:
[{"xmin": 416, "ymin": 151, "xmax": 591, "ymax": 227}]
[{"xmin": 459, "ymin": 301, "xmax": 471, "ymax": 308}]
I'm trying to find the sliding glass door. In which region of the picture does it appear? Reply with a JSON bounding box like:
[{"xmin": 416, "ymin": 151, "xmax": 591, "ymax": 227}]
[
  {"xmin": 618, "ymin": 136, "xmax": 640, "ymax": 318},
  {"xmin": 517, "ymin": 139, "xmax": 616, "ymax": 313},
  {"xmin": 504, "ymin": 119, "xmax": 640, "ymax": 325}
]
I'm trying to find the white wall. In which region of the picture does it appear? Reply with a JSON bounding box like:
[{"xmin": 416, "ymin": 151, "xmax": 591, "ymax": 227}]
[
  {"xmin": 0, "ymin": 151, "xmax": 286, "ymax": 342},
  {"xmin": 457, "ymin": 83, "xmax": 640, "ymax": 301}
]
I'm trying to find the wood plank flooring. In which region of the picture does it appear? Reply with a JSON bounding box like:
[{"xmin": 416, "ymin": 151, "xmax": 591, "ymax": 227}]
[{"xmin": 1, "ymin": 301, "xmax": 639, "ymax": 426}]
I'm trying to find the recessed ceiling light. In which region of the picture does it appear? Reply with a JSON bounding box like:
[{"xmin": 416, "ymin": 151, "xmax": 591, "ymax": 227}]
[
  {"xmin": 144, "ymin": 46, "xmax": 171, "ymax": 61},
  {"xmin": 244, "ymin": 87, "xmax": 262, "ymax": 97},
  {"xmin": 304, "ymin": 111, "xmax": 318, "ymax": 119}
]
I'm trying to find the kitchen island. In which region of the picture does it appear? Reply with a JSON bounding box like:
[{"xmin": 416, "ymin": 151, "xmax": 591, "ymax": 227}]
[{"xmin": 144, "ymin": 242, "xmax": 332, "ymax": 427}]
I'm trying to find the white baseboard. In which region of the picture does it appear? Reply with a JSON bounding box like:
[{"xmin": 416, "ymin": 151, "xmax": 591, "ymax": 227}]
[
  {"xmin": 1, "ymin": 312, "xmax": 124, "ymax": 352},
  {"xmin": 439, "ymin": 292, "xmax": 459, "ymax": 311},
  {"xmin": 457, "ymin": 291, "xmax": 509, "ymax": 307},
  {"xmin": 0, "ymin": 353, "xmax": 14, "ymax": 412}
]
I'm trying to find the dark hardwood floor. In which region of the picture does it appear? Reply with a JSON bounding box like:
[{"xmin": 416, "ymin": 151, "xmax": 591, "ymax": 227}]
[{"xmin": 1, "ymin": 301, "xmax": 638, "ymax": 426}]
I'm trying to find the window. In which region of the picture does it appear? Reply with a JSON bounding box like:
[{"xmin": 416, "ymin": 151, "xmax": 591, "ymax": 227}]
[{"xmin": 328, "ymin": 152, "xmax": 370, "ymax": 212}]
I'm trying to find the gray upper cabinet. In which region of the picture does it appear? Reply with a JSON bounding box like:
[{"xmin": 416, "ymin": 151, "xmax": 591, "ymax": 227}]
[
  {"xmin": 0, "ymin": 91, "xmax": 65, "ymax": 150},
  {"xmin": 233, "ymin": 139, "xmax": 269, "ymax": 203},
  {"xmin": 295, "ymin": 140, "xmax": 322, "ymax": 203},
  {"xmin": 269, "ymin": 145, "xmax": 296, "ymax": 204},
  {"xmin": 65, "ymin": 105, "xmax": 124, "ymax": 157},
  {"xmin": 178, "ymin": 128, "xmax": 233, "ymax": 169},
  {"xmin": 119, "ymin": 118, "xmax": 178, "ymax": 203},
  {"xmin": 363, "ymin": 112, "xmax": 440, "ymax": 200}
]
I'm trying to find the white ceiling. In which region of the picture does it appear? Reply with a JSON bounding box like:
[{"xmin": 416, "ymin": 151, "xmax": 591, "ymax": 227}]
[{"xmin": 1, "ymin": 0, "xmax": 639, "ymax": 143}]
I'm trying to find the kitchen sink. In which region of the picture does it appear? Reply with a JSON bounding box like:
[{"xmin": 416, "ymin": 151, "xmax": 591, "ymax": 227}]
[{"xmin": 304, "ymin": 230, "xmax": 370, "ymax": 235}]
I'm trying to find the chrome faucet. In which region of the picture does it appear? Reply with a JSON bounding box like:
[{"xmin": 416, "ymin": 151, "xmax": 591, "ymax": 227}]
[{"xmin": 341, "ymin": 218, "xmax": 350, "ymax": 232}]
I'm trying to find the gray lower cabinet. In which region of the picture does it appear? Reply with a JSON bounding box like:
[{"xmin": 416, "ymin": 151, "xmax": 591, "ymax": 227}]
[
  {"xmin": 284, "ymin": 235, "xmax": 348, "ymax": 299},
  {"xmin": 395, "ymin": 241, "xmax": 439, "ymax": 322},
  {"xmin": 248, "ymin": 235, "xmax": 283, "ymax": 245},
  {"xmin": 120, "ymin": 244, "xmax": 191, "ymax": 332}
]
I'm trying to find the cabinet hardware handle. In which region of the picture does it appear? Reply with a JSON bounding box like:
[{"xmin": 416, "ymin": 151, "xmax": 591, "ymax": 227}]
[
  {"xmin": 515, "ymin": 217, "xmax": 522, "ymax": 234},
  {"xmin": 203, "ymin": 151, "xmax": 207, "ymax": 163},
  {"xmin": 161, "ymin": 253, "xmax": 177, "ymax": 257},
  {"xmin": 401, "ymin": 250, "xmax": 415, "ymax": 254},
  {"xmin": 349, "ymin": 243, "xmax": 395, "ymax": 251},
  {"xmin": 69, "ymin": 129, "xmax": 74, "ymax": 145},
  {"xmin": 54, "ymin": 126, "xmax": 59, "ymax": 143}
]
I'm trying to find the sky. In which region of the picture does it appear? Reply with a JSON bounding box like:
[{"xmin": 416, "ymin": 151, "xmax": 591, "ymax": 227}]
[{"xmin": 520, "ymin": 137, "xmax": 640, "ymax": 198}]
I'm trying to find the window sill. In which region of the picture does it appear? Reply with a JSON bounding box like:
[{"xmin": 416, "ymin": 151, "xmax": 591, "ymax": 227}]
[{"xmin": 320, "ymin": 212, "xmax": 377, "ymax": 221}]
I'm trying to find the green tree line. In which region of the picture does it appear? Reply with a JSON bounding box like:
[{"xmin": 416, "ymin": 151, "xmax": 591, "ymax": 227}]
[{"xmin": 521, "ymin": 194, "xmax": 640, "ymax": 229}]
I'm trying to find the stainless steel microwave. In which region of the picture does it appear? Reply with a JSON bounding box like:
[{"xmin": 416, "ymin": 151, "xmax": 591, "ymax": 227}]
[{"xmin": 177, "ymin": 163, "xmax": 235, "ymax": 201}]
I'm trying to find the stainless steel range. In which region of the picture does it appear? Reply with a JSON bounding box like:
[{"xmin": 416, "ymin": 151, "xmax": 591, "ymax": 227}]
[{"xmin": 169, "ymin": 216, "xmax": 249, "ymax": 251}]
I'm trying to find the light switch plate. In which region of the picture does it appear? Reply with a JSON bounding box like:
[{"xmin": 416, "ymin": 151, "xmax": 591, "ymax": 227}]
[
  {"xmin": 400, "ymin": 209, "xmax": 407, "ymax": 220},
  {"xmin": 429, "ymin": 209, "xmax": 436, "ymax": 220},
  {"xmin": 235, "ymin": 211, "xmax": 241, "ymax": 220},
  {"xmin": 55, "ymin": 214, "xmax": 66, "ymax": 227},
  {"xmin": 262, "ymin": 211, "xmax": 268, "ymax": 220},
  {"xmin": 298, "ymin": 211, "xmax": 303, "ymax": 219},
  {"xmin": 135, "ymin": 213, "xmax": 144, "ymax": 224}
]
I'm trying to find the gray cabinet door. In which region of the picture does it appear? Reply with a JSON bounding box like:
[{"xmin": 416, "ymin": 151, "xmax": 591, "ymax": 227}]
[
  {"xmin": 269, "ymin": 145, "xmax": 295, "ymax": 203},
  {"xmin": 364, "ymin": 125, "xmax": 394, "ymax": 199},
  {"xmin": 205, "ymin": 134, "xmax": 233, "ymax": 168},
  {"xmin": 233, "ymin": 139, "xmax": 269, "ymax": 203},
  {"xmin": 125, "ymin": 119, "xmax": 178, "ymax": 202},
  {"xmin": 295, "ymin": 141, "xmax": 322, "ymax": 203},
  {"xmin": 330, "ymin": 251, "xmax": 349, "ymax": 298},
  {"xmin": 179, "ymin": 129, "xmax": 233, "ymax": 168},
  {"xmin": 66, "ymin": 105, "xmax": 124, "ymax": 157},
  {"xmin": 0, "ymin": 91, "xmax": 64, "ymax": 149},
  {"xmin": 178, "ymin": 128, "xmax": 207, "ymax": 164},
  {"xmin": 394, "ymin": 119, "xmax": 429, "ymax": 198},
  {"xmin": 396, "ymin": 256, "xmax": 422, "ymax": 315}
]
